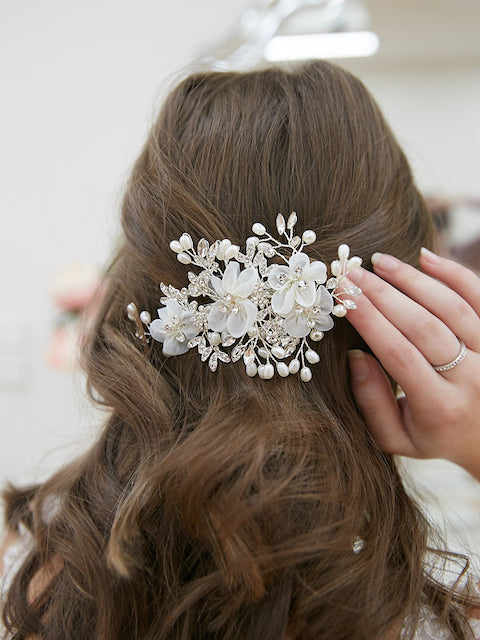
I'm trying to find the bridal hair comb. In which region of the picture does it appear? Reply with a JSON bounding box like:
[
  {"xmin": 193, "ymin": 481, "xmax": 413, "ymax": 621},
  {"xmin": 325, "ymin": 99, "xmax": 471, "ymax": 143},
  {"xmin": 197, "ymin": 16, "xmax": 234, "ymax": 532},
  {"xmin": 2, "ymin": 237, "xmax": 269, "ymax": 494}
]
[{"xmin": 127, "ymin": 213, "xmax": 362, "ymax": 381}]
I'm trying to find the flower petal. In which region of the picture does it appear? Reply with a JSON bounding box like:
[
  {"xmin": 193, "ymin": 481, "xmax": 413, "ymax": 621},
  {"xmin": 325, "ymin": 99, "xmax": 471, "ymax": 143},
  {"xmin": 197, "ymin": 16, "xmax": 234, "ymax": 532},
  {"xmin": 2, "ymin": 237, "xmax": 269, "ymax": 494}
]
[
  {"xmin": 314, "ymin": 315, "xmax": 334, "ymax": 331},
  {"xmin": 181, "ymin": 313, "xmax": 199, "ymax": 339},
  {"xmin": 268, "ymin": 266, "xmax": 290, "ymax": 290},
  {"xmin": 163, "ymin": 336, "xmax": 189, "ymax": 356},
  {"xmin": 166, "ymin": 299, "xmax": 183, "ymax": 317},
  {"xmin": 156, "ymin": 306, "xmax": 169, "ymax": 322},
  {"xmin": 271, "ymin": 285, "xmax": 296, "ymax": 315},
  {"xmin": 304, "ymin": 260, "xmax": 327, "ymax": 284},
  {"xmin": 315, "ymin": 286, "xmax": 334, "ymax": 314},
  {"xmin": 233, "ymin": 266, "xmax": 259, "ymax": 298},
  {"xmin": 210, "ymin": 274, "xmax": 224, "ymax": 298},
  {"xmin": 294, "ymin": 281, "xmax": 316, "ymax": 307},
  {"xmin": 149, "ymin": 318, "xmax": 167, "ymax": 342},
  {"xmin": 222, "ymin": 261, "xmax": 240, "ymax": 293},
  {"xmin": 288, "ymin": 252, "xmax": 310, "ymax": 270},
  {"xmin": 284, "ymin": 315, "xmax": 310, "ymax": 338},
  {"xmin": 208, "ymin": 302, "xmax": 228, "ymax": 333},
  {"xmin": 227, "ymin": 300, "xmax": 257, "ymax": 338}
]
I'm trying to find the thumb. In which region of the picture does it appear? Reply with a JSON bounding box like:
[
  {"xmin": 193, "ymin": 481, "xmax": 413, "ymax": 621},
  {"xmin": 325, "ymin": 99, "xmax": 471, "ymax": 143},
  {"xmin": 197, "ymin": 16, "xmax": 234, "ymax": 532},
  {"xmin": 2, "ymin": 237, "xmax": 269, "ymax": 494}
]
[{"xmin": 348, "ymin": 350, "xmax": 417, "ymax": 457}]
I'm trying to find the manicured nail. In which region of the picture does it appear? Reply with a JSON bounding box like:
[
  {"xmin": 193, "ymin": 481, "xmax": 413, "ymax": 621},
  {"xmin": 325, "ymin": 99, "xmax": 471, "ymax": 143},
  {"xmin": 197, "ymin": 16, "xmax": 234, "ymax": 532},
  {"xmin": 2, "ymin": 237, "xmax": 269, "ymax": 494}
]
[
  {"xmin": 345, "ymin": 268, "xmax": 363, "ymax": 283},
  {"xmin": 371, "ymin": 253, "xmax": 399, "ymax": 271},
  {"xmin": 420, "ymin": 247, "xmax": 441, "ymax": 263},
  {"xmin": 348, "ymin": 349, "xmax": 370, "ymax": 382}
]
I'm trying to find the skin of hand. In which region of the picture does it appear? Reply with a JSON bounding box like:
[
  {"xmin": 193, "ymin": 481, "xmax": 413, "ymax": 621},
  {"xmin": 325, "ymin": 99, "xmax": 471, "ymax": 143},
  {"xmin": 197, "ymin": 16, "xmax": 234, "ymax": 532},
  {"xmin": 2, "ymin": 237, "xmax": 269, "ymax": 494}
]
[{"xmin": 345, "ymin": 248, "xmax": 480, "ymax": 482}]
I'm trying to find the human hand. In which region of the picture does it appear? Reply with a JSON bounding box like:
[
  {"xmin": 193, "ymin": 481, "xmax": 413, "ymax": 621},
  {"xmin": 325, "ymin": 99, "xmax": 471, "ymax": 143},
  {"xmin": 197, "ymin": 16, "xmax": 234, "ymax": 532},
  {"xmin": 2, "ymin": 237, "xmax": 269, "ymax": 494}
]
[{"xmin": 345, "ymin": 248, "xmax": 480, "ymax": 481}]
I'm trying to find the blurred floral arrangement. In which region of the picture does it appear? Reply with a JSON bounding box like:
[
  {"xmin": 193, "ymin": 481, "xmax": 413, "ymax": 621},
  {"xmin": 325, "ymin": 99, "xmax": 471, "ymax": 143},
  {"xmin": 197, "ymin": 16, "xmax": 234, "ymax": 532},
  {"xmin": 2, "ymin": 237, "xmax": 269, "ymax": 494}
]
[{"xmin": 47, "ymin": 264, "xmax": 100, "ymax": 370}]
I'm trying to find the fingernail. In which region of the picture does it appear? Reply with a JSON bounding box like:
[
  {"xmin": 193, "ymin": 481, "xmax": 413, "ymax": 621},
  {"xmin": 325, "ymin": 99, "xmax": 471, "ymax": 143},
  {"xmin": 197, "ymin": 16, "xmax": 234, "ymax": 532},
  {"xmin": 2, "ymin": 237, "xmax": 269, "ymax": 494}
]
[
  {"xmin": 345, "ymin": 268, "xmax": 363, "ymax": 283},
  {"xmin": 371, "ymin": 253, "xmax": 399, "ymax": 271},
  {"xmin": 348, "ymin": 349, "xmax": 370, "ymax": 382},
  {"xmin": 420, "ymin": 247, "xmax": 440, "ymax": 263}
]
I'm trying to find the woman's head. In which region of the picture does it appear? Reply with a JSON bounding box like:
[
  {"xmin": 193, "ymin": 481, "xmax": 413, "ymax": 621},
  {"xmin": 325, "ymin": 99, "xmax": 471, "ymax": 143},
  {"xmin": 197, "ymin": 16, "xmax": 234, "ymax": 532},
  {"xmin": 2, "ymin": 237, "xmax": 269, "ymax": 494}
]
[{"xmin": 7, "ymin": 61, "xmax": 468, "ymax": 640}]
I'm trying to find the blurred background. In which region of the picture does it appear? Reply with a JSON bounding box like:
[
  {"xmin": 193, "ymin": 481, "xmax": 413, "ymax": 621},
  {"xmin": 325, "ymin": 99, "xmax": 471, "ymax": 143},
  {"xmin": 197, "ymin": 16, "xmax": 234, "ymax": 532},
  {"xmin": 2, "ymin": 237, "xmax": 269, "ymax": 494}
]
[{"xmin": 1, "ymin": 0, "xmax": 480, "ymax": 552}]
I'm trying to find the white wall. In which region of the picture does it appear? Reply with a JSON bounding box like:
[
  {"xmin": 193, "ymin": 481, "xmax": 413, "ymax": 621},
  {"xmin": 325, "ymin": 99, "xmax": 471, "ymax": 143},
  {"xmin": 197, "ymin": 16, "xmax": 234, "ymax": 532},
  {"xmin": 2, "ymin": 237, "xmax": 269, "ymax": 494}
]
[
  {"xmin": 346, "ymin": 60, "xmax": 480, "ymax": 198},
  {"xmin": 1, "ymin": 2, "xmax": 479, "ymax": 504},
  {"xmin": 0, "ymin": 0, "xmax": 248, "ymax": 485}
]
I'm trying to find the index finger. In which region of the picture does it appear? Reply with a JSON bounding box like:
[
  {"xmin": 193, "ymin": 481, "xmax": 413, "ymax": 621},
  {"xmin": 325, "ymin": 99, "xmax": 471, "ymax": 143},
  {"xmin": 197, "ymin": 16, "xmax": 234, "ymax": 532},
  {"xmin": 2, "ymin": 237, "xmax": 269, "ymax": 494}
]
[
  {"xmin": 343, "ymin": 274, "xmax": 449, "ymax": 402},
  {"xmin": 419, "ymin": 248, "xmax": 480, "ymax": 317}
]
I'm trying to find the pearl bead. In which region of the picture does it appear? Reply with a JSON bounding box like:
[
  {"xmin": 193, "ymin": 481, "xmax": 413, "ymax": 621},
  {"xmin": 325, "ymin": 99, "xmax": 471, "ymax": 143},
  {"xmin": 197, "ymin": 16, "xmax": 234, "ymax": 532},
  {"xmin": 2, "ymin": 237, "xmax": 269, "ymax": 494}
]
[
  {"xmin": 246, "ymin": 236, "xmax": 259, "ymax": 246},
  {"xmin": 247, "ymin": 326, "xmax": 258, "ymax": 337},
  {"xmin": 338, "ymin": 244, "xmax": 350, "ymax": 260},
  {"xmin": 126, "ymin": 303, "xmax": 137, "ymax": 320},
  {"xmin": 177, "ymin": 252, "xmax": 192, "ymax": 265},
  {"xmin": 224, "ymin": 244, "xmax": 240, "ymax": 260},
  {"xmin": 302, "ymin": 230, "xmax": 316, "ymax": 245},
  {"xmin": 310, "ymin": 330, "xmax": 324, "ymax": 341},
  {"xmin": 305, "ymin": 349, "xmax": 320, "ymax": 364},
  {"xmin": 257, "ymin": 242, "xmax": 272, "ymax": 253},
  {"xmin": 331, "ymin": 260, "xmax": 341, "ymax": 276},
  {"xmin": 208, "ymin": 331, "xmax": 221, "ymax": 346},
  {"xmin": 288, "ymin": 359, "xmax": 300, "ymax": 374},
  {"xmin": 246, "ymin": 362, "xmax": 258, "ymax": 377},
  {"xmin": 300, "ymin": 366, "xmax": 312, "ymax": 382},
  {"xmin": 333, "ymin": 304, "xmax": 347, "ymax": 317},
  {"xmin": 277, "ymin": 362, "xmax": 289, "ymax": 377},
  {"xmin": 258, "ymin": 347, "xmax": 269, "ymax": 359},
  {"xmin": 217, "ymin": 239, "xmax": 231, "ymax": 260},
  {"xmin": 258, "ymin": 364, "xmax": 267, "ymax": 379},
  {"xmin": 348, "ymin": 256, "xmax": 362, "ymax": 270},
  {"xmin": 139, "ymin": 311, "xmax": 151, "ymax": 325},
  {"xmin": 263, "ymin": 363, "xmax": 274, "ymax": 379},
  {"xmin": 179, "ymin": 233, "xmax": 193, "ymax": 250},
  {"xmin": 169, "ymin": 240, "xmax": 183, "ymax": 253},
  {"xmin": 252, "ymin": 222, "xmax": 266, "ymax": 235},
  {"xmin": 271, "ymin": 345, "xmax": 285, "ymax": 359}
]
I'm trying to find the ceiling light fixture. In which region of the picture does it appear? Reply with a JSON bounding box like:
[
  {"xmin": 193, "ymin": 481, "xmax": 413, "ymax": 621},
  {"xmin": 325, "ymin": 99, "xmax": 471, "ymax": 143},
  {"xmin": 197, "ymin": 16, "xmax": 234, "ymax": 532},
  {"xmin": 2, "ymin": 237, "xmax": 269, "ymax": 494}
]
[
  {"xmin": 264, "ymin": 30, "xmax": 379, "ymax": 61},
  {"xmin": 197, "ymin": 0, "xmax": 379, "ymax": 71}
]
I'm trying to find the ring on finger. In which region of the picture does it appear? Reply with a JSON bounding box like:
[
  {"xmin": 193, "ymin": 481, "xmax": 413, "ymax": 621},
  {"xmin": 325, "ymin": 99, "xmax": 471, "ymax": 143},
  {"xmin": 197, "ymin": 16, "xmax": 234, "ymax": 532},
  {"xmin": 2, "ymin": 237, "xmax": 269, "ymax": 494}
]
[{"xmin": 432, "ymin": 340, "xmax": 467, "ymax": 372}]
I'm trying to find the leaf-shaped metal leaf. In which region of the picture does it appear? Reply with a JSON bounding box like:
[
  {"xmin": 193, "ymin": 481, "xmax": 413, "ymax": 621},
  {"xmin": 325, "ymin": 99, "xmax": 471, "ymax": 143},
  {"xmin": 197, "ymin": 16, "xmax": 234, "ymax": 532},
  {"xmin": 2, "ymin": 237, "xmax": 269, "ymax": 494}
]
[
  {"xmin": 197, "ymin": 238, "xmax": 209, "ymax": 258},
  {"xmin": 208, "ymin": 352, "xmax": 218, "ymax": 371},
  {"xmin": 231, "ymin": 344, "xmax": 246, "ymax": 362},
  {"xmin": 287, "ymin": 211, "xmax": 297, "ymax": 229},
  {"xmin": 217, "ymin": 350, "xmax": 231, "ymax": 363},
  {"xmin": 208, "ymin": 240, "xmax": 220, "ymax": 260},
  {"xmin": 199, "ymin": 346, "xmax": 213, "ymax": 361},
  {"xmin": 188, "ymin": 336, "xmax": 203, "ymax": 348}
]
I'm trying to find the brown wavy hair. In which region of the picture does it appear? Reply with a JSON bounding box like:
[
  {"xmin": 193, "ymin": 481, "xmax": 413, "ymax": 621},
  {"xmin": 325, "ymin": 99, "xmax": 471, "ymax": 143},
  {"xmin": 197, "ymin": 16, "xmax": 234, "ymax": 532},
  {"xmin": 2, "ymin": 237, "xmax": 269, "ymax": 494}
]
[{"xmin": 2, "ymin": 61, "xmax": 477, "ymax": 639}]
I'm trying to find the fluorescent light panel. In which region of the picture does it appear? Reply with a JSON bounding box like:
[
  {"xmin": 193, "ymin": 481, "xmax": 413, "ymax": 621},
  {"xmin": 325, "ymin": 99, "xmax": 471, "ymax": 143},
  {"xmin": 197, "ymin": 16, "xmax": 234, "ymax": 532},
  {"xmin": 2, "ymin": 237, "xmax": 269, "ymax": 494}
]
[{"xmin": 264, "ymin": 31, "xmax": 379, "ymax": 61}]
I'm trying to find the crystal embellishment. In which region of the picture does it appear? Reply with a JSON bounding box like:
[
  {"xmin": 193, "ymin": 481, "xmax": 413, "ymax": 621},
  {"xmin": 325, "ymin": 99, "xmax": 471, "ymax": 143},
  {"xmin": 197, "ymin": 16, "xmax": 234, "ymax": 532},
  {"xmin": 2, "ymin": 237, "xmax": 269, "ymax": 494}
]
[{"xmin": 127, "ymin": 214, "xmax": 362, "ymax": 381}]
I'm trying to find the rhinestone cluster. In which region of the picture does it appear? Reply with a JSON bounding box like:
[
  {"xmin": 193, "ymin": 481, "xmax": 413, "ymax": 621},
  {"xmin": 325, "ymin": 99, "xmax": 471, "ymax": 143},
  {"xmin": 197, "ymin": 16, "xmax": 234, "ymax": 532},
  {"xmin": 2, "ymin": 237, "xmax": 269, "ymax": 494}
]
[{"xmin": 127, "ymin": 213, "xmax": 362, "ymax": 381}]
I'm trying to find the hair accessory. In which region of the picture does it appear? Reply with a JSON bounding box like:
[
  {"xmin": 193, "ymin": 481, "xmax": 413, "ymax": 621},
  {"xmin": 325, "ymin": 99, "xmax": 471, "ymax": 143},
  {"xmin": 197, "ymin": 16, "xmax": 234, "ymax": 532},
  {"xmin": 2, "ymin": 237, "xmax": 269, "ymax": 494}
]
[{"xmin": 127, "ymin": 213, "xmax": 362, "ymax": 381}]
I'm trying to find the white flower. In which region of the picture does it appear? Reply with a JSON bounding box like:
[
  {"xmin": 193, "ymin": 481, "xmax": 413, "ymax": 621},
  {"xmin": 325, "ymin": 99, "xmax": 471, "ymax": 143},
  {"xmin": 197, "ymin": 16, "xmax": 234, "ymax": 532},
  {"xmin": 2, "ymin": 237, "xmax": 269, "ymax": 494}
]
[
  {"xmin": 283, "ymin": 286, "xmax": 334, "ymax": 338},
  {"xmin": 149, "ymin": 299, "xmax": 198, "ymax": 356},
  {"xmin": 208, "ymin": 262, "xmax": 259, "ymax": 338},
  {"xmin": 268, "ymin": 252, "xmax": 327, "ymax": 315}
]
